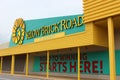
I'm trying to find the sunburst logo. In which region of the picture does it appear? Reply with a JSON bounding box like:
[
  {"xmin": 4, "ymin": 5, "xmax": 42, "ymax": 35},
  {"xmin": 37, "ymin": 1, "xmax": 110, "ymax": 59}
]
[{"xmin": 12, "ymin": 18, "xmax": 25, "ymax": 45}]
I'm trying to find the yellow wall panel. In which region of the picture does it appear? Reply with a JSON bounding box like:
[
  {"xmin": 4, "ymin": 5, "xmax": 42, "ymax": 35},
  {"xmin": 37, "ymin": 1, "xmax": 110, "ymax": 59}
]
[
  {"xmin": 85, "ymin": 22, "xmax": 108, "ymax": 47},
  {"xmin": 0, "ymin": 25, "xmax": 94, "ymax": 56},
  {"xmin": 0, "ymin": 22, "xmax": 109, "ymax": 56},
  {"xmin": 93, "ymin": 24, "xmax": 108, "ymax": 47},
  {"xmin": 83, "ymin": 0, "xmax": 120, "ymax": 23}
]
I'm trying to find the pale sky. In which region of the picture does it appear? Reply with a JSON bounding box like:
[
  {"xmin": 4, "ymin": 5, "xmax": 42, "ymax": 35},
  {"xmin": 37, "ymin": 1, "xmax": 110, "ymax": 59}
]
[{"xmin": 0, "ymin": 0, "xmax": 83, "ymax": 44}]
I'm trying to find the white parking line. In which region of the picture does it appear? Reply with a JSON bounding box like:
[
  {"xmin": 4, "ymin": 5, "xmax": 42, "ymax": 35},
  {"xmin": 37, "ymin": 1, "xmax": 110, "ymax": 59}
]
[{"xmin": 0, "ymin": 78, "xmax": 11, "ymax": 80}]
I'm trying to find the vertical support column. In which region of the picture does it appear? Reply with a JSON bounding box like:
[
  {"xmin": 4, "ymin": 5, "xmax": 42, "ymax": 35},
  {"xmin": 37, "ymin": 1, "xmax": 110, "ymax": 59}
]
[
  {"xmin": 0, "ymin": 56, "xmax": 3, "ymax": 73},
  {"xmin": 108, "ymin": 17, "xmax": 116, "ymax": 80},
  {"xmin": 26, "ymin": 53, "xmax": 29, "ymax": 76},
  {"xmin": 11, "ymin": 55, "xmax": 15, "ymax": 75},
  {"xmin": 78, "ymin": 47, "xmax": 80, "ymax": 80},
  {"xmin": 47, "ymin": 51, "xmax": 49, "ymax": 78}
]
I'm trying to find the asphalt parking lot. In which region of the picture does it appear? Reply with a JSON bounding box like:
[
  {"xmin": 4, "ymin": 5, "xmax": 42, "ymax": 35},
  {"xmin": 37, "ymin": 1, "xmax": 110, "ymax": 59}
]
[{"xmin": 0, "ymin": 74, "xmax": 47, "ymax": 80}]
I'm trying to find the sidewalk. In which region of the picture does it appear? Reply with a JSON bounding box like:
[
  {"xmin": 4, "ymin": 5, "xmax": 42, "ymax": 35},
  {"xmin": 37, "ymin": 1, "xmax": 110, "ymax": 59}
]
[{"xmin": 0, "ymin": 73, "xmax": 106, "ymax": 80}]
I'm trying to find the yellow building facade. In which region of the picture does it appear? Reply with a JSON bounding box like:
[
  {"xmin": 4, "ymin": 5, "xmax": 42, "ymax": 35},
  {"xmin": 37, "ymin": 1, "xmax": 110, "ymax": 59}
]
[{"xmin": 0, "ymin": 0, "xmax": 120, "ymax": 80}]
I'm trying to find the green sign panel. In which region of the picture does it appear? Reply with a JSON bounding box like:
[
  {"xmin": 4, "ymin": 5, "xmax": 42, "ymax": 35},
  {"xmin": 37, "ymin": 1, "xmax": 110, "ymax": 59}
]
[
  {"xmin": 33, "ymin": 50, "xmax": 120, "ymax": 75},
  {"xmin": 9, "ymin": 14, "xmax": 85, "ymax": 47}
]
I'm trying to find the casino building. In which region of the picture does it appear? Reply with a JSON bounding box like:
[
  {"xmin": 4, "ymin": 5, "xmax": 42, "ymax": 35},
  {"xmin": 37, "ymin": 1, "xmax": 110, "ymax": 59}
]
[{"xmin": 0, "ymin": 0, "xmax": 120, "ymax": 80}]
